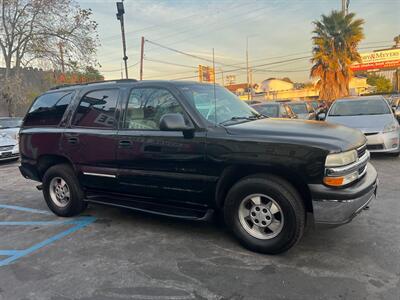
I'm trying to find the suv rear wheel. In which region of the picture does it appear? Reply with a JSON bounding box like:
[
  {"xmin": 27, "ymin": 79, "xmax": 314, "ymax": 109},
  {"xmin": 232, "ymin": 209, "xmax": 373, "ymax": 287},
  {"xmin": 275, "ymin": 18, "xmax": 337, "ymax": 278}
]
[
  {"xmin": 42, "ymin": 164, "xmax": 87, "ymax": 217},
  {"xmin": 224, "ymin": 174, "xmax": 305, "ymax": 254}
]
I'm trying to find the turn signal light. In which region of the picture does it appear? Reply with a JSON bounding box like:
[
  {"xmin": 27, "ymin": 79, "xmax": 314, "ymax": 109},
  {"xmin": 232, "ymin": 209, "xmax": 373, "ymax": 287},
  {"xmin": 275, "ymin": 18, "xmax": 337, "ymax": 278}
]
[
  {"xmin": 323, "ymin": 176, "xmax": 344, "ymax": 186},
  {"xmin": 323, "ymin": 171, "xmax": 359, "ymax": 187}
]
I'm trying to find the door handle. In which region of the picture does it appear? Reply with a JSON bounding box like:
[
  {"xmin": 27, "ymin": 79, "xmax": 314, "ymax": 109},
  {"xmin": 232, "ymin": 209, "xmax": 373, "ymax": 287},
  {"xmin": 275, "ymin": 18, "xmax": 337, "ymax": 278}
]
[
  {"xmin": 119, "ymin": 140, "xmax": 132, "ymax": 148},
  {"xmin": 67, "ymin": 137, "xmax": 79, "ymax": 144}
]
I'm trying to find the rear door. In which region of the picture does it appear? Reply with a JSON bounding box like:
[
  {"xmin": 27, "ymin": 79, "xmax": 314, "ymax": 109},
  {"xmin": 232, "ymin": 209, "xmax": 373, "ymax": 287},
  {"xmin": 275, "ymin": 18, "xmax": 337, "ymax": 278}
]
[
  {"xmin": 116, "ymin": 85, "xmax": 207, "ymax": 204},
  {"xmin": 61, "ymin": 88, "xmax": 121, "ymax": 191}
]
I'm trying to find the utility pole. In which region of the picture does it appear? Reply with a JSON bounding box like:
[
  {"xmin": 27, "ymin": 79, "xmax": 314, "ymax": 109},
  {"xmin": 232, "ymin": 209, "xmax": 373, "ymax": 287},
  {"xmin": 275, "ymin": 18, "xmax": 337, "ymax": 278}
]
[
  {"xmin": 246, "ymin": 36, "xmax": 250, "ymax": 100},
  {"xmin": 220, "ymin": 68, "xmax": 224, "ymax": 86},
  {"xmin": 140, "ymin": 36, "xmax": 145, "ymax": 80},
  {"xmin": 116, "ymin": 1, "xmax": 128, "ymax": 79},
  {"xmin": 342, "ymin": 0, "xmax": 349, "ymax": 15}
]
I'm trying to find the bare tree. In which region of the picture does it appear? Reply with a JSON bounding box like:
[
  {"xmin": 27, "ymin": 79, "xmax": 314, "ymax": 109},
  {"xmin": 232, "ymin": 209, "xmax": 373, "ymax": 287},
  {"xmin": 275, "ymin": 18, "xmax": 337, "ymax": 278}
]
[{"xmin": 0, "ymin": 0, "xmax": 99, "ymax": 115}]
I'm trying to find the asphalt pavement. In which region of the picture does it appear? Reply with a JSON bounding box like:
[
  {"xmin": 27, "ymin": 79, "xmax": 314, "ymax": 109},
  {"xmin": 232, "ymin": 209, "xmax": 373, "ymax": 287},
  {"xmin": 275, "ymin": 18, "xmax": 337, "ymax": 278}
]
[{"xmin": 0, "ymin": 156, "xmax": 399, "ymax": 300}]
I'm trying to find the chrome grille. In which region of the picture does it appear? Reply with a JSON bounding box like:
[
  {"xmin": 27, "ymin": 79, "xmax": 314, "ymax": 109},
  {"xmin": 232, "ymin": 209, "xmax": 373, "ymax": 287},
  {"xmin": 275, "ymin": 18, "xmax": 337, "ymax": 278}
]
[
  {"xmin": 0, "ymin": 145, "xmax": 13, "ymax": 151},
  {"xmin": 357, "ymin": 144, "xmax": 367, "ymax": 158}
]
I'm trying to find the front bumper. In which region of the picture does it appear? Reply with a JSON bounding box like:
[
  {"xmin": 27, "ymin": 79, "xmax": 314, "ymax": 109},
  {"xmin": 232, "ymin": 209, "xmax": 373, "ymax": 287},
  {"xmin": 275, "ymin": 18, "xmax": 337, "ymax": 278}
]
[
  {"xmin": 0, "ymin": 145, "xmax": 19, "ymax": 161},
  {"xmin": 365, "ymin": 130, "xmax": 400, "ymax": 153},
  {"xmin": 309, "ymin": 163, "xmax": 378, "ymax": 225}
]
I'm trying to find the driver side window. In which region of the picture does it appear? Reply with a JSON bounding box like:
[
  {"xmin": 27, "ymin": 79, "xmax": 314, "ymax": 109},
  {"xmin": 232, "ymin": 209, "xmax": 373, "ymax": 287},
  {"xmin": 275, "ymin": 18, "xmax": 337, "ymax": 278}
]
[{"xmin": 124, "ymin": 88, "xmax": 184, "ymax": 130}]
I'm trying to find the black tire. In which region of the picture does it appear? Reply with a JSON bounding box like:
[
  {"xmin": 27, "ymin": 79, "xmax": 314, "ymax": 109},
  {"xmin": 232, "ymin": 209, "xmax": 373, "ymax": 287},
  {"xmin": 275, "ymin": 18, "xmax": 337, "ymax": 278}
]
[
  {"xmin": 224, "ymin": 174, "xmax": 305, "ymax": 254},
  {"xmin": 42, "ymin": 164, "xmax": 87, "ymax": 217}
]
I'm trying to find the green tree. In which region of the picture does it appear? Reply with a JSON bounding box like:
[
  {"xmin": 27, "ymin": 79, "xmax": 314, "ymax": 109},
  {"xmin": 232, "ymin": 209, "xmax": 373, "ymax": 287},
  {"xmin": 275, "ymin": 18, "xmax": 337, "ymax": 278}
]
[
  {"xmin": 311, "ymin": 11, "xmax": 364, "ymax": 102},
  {"xmin": 367, "ymin": 74, "xmax": 393, "ymax": 93}
]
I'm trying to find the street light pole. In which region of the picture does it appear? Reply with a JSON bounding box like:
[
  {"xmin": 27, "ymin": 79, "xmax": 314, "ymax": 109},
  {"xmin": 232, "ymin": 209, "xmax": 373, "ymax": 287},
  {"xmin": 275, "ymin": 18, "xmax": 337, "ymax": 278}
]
[
  {"xmin": 246, "ymin": 37, "xmax": 250, "ymax": 101},
  {"xmin": 116, "ymin": 1, "xmax": 128, "ymax": 79}
]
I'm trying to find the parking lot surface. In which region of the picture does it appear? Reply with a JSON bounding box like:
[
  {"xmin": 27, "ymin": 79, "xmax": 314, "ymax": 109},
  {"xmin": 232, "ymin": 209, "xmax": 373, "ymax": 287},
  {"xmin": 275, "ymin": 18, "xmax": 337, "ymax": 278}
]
[{"xmin": 0, "ymin": 156, "xmax": 399, "ymax": 300}]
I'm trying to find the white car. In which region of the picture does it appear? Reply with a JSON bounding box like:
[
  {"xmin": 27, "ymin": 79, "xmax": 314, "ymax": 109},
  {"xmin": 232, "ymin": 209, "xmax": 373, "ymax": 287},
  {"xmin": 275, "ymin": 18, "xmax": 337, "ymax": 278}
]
[
  {"xmin": 0, "ymin": 133, "xmax": 19, "ymax": 161},
  {"xmin": 322, "ymin": 96, "xmax": 400, "ymax": 156}
]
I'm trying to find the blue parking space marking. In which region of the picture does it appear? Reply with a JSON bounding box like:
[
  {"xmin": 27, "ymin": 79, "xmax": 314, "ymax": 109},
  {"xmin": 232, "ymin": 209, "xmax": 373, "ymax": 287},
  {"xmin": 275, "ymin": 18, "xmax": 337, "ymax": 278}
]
[
  {"xmin": 0, "ymin": 204, "xmax": 96, "ymax": 267},
  {"xmin": 0, "ymin": 204, "xmax": 52, "ymax": 215}
]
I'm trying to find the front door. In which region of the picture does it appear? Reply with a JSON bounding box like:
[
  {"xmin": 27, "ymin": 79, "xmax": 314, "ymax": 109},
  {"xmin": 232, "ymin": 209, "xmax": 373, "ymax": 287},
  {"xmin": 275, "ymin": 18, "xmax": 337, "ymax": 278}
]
[
  {"xmin": 116, "ymin": 86, "xmax": 208, "ymax": 204},
  {"xmin": 62, "ymin": 88, "xmax": 121, "ymax": 191}
]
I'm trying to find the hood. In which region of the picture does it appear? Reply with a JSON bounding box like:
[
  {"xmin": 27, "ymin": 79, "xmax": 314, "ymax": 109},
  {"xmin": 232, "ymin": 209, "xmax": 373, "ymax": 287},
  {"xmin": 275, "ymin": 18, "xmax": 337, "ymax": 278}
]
[
  {"xmin": 325, "ymin": 114, "xmax": 394, "ymax": 133},
  {"xmin": 0, "ymin": 134, "xmax": 17, "ymax": 147},
  {"xmin": 225, "ymin": 118, "xmax": 366, "ymax": 152},
  {"xmin": 0, "ymin": 127, "xmax": 19, "ymax": 140}
]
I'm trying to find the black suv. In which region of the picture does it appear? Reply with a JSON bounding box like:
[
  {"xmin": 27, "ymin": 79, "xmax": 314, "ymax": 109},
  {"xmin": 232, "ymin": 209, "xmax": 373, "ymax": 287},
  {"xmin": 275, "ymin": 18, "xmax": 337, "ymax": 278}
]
[{"xmin": 19, "ymin": 80, "xmax": 378, "ymax": 254}]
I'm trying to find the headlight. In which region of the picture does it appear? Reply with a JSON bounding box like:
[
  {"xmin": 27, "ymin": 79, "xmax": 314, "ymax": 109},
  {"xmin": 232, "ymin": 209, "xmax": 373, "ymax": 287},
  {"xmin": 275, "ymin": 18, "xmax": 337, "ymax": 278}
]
[
  {"xmin": 325, "ymin": 150, "xmax": 357, "ymax": 167},
  {"xmin": 383, "ymin": 122, "xmax": 399, "ymax": 133}
]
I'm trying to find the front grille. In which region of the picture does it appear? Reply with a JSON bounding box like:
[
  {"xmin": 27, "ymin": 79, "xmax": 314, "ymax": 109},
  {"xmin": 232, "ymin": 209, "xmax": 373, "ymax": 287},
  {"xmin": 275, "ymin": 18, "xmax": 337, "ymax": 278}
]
[
  {"xmin": 358, "ymin": 165, "xmax": 367, "ymax": 175},
  {"xmin": 367, "ymin": 144, "xmax": 384, "ymax": 151},
  {"xmin": 357, "ymin": 144, "xmax": 367, "ymax": 158},
  {"xmin": 0, "ymin": 145, "xmax": 13, "ymax": 151}
]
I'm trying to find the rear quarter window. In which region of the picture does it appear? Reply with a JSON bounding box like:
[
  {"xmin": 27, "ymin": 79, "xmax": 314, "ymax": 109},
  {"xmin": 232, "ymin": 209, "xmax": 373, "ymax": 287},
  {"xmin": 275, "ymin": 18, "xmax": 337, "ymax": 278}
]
[{"xmin": 24, "ymin": 91, "xmax": 75, "ymax": 126}]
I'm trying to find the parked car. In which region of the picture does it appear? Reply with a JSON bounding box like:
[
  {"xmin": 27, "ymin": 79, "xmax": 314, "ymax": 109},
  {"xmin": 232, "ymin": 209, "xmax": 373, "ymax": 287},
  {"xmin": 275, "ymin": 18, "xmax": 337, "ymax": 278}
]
[
  {"xmin": 0, "ymin": 117, "xmax": 22, "ymax": 140},
  {"xmin": 0, "ymin": 117, "xmax": 21, "ymax": 162},
  {"xmin": 287, "ymin": 101, "xmax": 316, "ymax": 120},
  {"xmin": 251, "ymin": 102, "xmax": 298, "ymax": 119},
  {"xmin": 321, "ymin": 96, "xmax": 400, "ymax": 156},
  {"xmin": 19, "ymin": 80, "xmax": 377, "ymax": 254},
  {"xmin": 391, "ymin": 98, "xmax": 400, "ymax": 123},
  {"xmin": 0, "ymin": 133, "xmax": 19, "ymax": 161}
]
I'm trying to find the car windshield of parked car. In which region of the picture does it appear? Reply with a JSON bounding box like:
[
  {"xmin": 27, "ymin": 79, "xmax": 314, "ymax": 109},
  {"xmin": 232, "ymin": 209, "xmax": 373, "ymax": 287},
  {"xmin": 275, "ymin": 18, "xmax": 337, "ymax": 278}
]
[
  {"xmin": 179, "ymin": 84, "xmax": 260, "ymax": 125},
  {"xmin": 254, "ymin": 105, "xmax": 279, "ymax": 117},
  {"xmin": 289, "ymin": 103, "xmax": 308, "ymax": 114},
  {"xmin": 0, "ymin": 118, "xmax": 22, "ymax": 129},
  {"xmin": 329, "ymin": 99, "xmax": 391, "ymax": 116}
]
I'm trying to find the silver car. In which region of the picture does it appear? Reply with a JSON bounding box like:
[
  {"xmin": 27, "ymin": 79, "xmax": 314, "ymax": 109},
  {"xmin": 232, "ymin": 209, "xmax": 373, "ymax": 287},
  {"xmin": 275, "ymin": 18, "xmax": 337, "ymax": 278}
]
[
  {"xmin": 324, "ymin": 96, "xmax": 400, "ymax": 155},
  {"xmin": 0, "ymin": 117, "xmax": 21, "ymax": 161}
]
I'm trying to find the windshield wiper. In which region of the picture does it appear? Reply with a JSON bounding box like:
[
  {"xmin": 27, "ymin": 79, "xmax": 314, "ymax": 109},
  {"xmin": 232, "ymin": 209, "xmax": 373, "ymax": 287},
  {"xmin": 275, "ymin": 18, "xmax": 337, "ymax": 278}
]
[{"xmin": 219, "ymin": 115, "xmax": 264, "ymax": 125}]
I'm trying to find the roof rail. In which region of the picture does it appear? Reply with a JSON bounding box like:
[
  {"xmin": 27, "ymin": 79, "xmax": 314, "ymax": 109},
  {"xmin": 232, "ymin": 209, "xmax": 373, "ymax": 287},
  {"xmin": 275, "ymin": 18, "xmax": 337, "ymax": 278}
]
[{"xmin": 49, "ymin": 79, "xmax": 138, "ymax": 90}]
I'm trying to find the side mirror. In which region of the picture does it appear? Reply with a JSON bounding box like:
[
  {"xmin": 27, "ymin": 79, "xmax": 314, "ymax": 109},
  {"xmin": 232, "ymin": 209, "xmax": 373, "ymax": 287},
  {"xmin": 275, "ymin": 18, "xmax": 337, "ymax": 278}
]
[
  {"xmin": 317, "ymin": 112, "xmax": 326, "ymax": 121},
  {"xmin": 159, "ymin": 113, "xmax": 194, "ymax": 132}
]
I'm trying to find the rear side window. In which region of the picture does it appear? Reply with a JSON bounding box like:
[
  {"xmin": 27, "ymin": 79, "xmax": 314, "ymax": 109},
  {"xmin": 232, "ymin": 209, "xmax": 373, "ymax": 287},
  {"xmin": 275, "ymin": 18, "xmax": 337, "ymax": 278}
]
[
  {"xmin": 73, "ymin": 89, "xmax": 119, "ymax": 128},
  {"xmin": 24, "ymin": 91, "xmax": 74, "ymax": 126}
]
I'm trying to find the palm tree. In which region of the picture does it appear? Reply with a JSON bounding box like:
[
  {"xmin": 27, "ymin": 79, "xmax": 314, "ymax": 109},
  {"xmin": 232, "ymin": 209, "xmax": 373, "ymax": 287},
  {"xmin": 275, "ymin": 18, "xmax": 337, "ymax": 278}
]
[{"xmin": 311, "ymin": 11, "xmax": 364, "ymax": 102}]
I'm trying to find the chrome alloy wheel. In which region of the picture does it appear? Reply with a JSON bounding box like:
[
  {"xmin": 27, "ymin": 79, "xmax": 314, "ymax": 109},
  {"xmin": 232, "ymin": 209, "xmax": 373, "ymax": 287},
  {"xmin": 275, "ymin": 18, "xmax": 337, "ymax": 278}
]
[
  {"xmin": 238, "ymin": 194, "xmax": 284, "ymax": 240},
  {"xmin": 49, "ymin": 177, "xmax": 70, "ymax": 208}
]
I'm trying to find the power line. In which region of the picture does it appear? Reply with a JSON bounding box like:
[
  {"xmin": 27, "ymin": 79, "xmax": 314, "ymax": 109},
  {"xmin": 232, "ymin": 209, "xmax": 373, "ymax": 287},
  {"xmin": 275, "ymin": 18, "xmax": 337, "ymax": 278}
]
[
  {"xmin": 144, "ymin": 58, "xmax": 198, "ymax": 69},
  {"xmin": 100, "ymin": 61, "xmax": 139, "ymax": 73}
]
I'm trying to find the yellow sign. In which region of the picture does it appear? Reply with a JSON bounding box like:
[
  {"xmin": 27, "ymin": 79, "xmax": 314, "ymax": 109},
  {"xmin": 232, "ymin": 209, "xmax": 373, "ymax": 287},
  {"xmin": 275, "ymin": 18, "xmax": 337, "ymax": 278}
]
[
  {"xmin": 198, "ymin": 65, "xmax": 215, "ymax": 82},
  {"xmin": 351, "ymin": 49, "xmax": 400, "ymax": 71}
]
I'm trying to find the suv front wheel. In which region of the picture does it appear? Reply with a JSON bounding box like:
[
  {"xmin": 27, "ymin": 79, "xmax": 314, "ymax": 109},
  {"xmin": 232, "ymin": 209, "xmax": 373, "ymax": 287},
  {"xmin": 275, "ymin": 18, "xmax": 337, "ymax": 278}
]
[
  {"xmin": 224, "ymin": 174, "xmax": 305, "ymax": 254},
  {"xmin": 42, "ymin": 164, "xmax": 87, "ymax": 217}
]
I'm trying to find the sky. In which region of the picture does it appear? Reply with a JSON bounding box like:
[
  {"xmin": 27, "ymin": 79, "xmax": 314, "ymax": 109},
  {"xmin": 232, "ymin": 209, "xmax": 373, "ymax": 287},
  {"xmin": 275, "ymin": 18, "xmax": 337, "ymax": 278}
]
[{"xmin": 77, "ymin": 0, "xmax": 400, "ymax": 84}]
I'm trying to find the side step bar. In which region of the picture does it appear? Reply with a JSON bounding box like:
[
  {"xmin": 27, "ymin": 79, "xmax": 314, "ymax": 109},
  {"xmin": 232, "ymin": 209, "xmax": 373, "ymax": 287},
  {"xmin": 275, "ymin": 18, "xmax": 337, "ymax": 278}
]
[{"xmin": 84, "ymin": 197, "xmax": 214, "ymax": 221}]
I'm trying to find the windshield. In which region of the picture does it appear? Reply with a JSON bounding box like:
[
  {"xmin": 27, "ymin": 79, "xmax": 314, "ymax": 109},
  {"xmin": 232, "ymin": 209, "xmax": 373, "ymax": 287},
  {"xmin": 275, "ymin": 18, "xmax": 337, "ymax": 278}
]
[
  {"xmin": 329, "ymin": 99, "xmax": 391, "ymax": 116},
  {"xmin": 253, "ymin": 104, "xmax": 279, "ymax": 117},
  {"xmin": 178, "ymin": 84, "xmax": 259, "ymax": 124},
  {"xmin": 289, "ymin": 103, "xmax": 308, "ymax": 114},
  {"xmin": 0, "ymin": 118, "xmax": 22, "ymax": 128}
]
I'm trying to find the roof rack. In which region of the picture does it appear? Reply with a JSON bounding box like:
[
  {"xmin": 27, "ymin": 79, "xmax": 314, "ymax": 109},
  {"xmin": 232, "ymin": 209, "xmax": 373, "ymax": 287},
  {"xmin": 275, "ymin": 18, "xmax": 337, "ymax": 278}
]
[{"xmin": 49, "ymin": 79, "xmax": 138, "ymax": 90}]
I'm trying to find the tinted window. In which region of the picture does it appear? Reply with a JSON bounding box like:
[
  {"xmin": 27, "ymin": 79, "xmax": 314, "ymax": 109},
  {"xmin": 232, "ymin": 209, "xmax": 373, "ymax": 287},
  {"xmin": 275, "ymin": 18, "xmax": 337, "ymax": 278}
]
[
  {"xmin": 24, "ymin": 91, "xmax": 74, "ymax": 126},
  {"xmin": 73, "ymin": 89, "xmax": 119, "ymax": 128},
  {"xmin": 289, "ymin": 103, "xmax": 308, "ymax": 114},
  {"xmin": 124, "ymin": 88, "xmax": 184, "ymax": 130},
  {"xmin": 254, "ymin": 104, "xmax": 279, "ymax": 117},
  {"xmin": 329, "ymin": 99, "xmax": 391, "ymax": 116}
]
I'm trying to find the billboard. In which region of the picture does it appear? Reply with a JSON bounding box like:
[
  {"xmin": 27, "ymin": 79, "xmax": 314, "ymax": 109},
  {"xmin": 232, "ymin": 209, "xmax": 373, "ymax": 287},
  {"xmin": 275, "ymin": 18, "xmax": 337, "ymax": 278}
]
[
  {"xmin": 351, "ymin": 48, "xmax": 400, "ymax": 71},
  {"xmin": 198, "ymin": 65, "xmax": 215, "ymax": 82}
]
